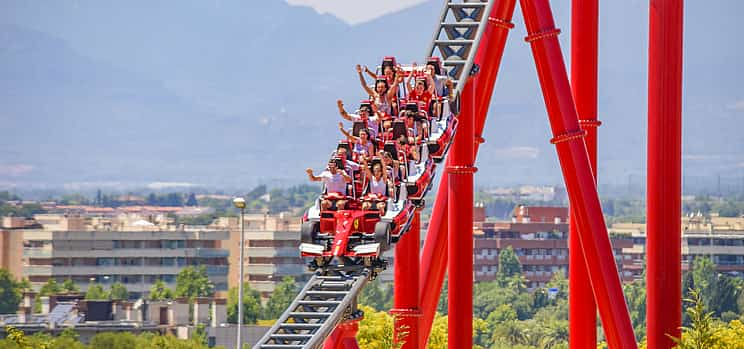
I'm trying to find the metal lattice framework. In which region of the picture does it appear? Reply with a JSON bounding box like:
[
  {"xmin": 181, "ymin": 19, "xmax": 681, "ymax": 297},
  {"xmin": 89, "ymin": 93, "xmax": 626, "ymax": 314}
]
[
  {"xmin": 426, "ymin": 0, "xmax": 496, "ymax": 91},
  {"xmin": 253, "ymin": 273, "xmax": 368, "ymax": 349}
]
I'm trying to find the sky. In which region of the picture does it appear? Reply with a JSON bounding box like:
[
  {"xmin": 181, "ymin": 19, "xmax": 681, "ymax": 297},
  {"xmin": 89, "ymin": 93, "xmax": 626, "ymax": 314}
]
[{"xmin": 285, "ymin": 0, "xmax": 429, "ymax": 25}]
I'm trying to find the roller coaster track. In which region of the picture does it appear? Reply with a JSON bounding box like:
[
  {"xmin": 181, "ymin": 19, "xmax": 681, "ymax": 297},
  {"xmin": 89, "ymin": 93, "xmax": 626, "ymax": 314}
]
[
  {"xmin": 253, "ymin": 272, "xmax": 369, "ymax": 348},
  {"xmin": 253, "ymin": 1, "xmax": 495, "ymax": 348}
]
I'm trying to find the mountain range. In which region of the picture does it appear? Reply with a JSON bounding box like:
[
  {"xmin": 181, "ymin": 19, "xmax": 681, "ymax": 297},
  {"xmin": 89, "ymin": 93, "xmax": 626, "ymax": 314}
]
[{"xmin": 0, "ymin": 0, "xmax": 742, "ymax": 191}]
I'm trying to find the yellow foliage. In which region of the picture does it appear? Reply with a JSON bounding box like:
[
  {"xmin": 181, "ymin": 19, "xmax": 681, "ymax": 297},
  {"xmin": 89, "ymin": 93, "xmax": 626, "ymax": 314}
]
[
  {"xmin": 356, "ymin": 305, "xmax": 396, "ymax": 349},
  {"xmin": 711, "ymin": 319, "xmax": 744, "ymax": 348},
  {"xmin": 356, "ymin": 306, "xmax": 452, "ymax": 349},
  {"xmin": 256, "ymin": 319, "xmax": 276, "ymax": 327}
]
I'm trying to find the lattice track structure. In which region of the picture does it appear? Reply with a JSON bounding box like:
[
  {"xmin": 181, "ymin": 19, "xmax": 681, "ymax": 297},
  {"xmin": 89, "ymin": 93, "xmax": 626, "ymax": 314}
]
[
  {"xmin": 255, "ymin": 0, "xmax": 683, "ymax": 347},
  {"xmin": 253, "ymin": 273, "xmax": 368, "ymax": 348}
]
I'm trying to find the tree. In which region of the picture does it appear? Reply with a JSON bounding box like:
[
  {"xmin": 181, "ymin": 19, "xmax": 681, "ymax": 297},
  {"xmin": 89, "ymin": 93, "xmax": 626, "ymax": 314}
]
[
  {"xmin": 356, "ymin": 305, "xmax": 407, "ymax": 349},
  {"xmin": 0, "ymin": 269, "xmax": 24, "ymax": 314},
  {"xmin": 38, "ymin": 278, "xmax": 62, "ymax": 296},
  {"xmin": 89, "ymin": 332, "xmax": 137, "ymax": 349},
  {"xmin": 62, "ymin": 279, "xmax": 79, "ymax": 293},
  {"xmin": 227, "ymin": 282, "xmax": 262, "ymax": 324},
  {"xmin": 359, "ymin": 279, "xmax": 393, "ymax": 312},
  {"xmin": 686, "ymin": 256, "xmax": 741, "ymax": 318},
  {"xmin": 85, "ymin": 283, "xmax": 108, "ymax": 300},
  {"xmin": 670, "ymin": 289, "xmax": 720, "ymax": 349},
  {"xmin": 175, "ymin": 266, "xmax": 214, "ymax": 300},
  {"xmin": 149, "ymin": 280, "xmax": 175, "ymax": 301},
  {"xmin": 264, "ymin": 276, "xmax": 299, "ymax": 319},
  {"xmin": 109, "ymin": 282, "xmax": 129, "ymax": 300},
  {"xmin": 193, "ymin": 324, "xmax": 208, "ymax": 347},
  {"xmin": 496, "ymin": 246, "xmax": 522, "ymax": 282},
  {"xmin": 185, "ymin": 193, "xmax": 198, "ymax": 207}
]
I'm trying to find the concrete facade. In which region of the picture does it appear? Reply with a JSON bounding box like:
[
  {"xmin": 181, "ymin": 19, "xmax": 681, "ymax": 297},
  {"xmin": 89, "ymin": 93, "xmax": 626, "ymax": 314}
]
[
  {"xmin": 12, "ymin": 214, "xmax": 230, "ymax": 298},
  {"xmin": 213, "ymin": 214, "xmax": 308, "ymax": 297}
]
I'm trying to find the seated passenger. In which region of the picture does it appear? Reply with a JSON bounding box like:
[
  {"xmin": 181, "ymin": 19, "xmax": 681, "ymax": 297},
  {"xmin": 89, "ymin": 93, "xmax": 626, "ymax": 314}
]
[
  {"xmin": 363, "ymin": 57, "xmax": 399, "ymax": 87},
  {"xmin": 406, "ymin": 63, "xmax": 439, "ymax": 117},
  {"xmin": 334, "ymin": 146, "xmax": 360, "ymax": 173},
  {"xmin": 339, "ymin": 123, "xmax": 375, "ymax": 161},
  {"xmin": 380, "ymin": 150, "xmax": 403, "ymax": 181},
  {"xmin": 397, "ymin": 135, "xmax": 420, "ymax": 177},
  {"xmin": 402, "ymin": 110, "xmax": 429, "ymax": 142},
  {"xmin": 360, "ymin": 157, "xmax": 391, "ymax": 215},
  {"xmin": 380, "ymin": 119, "xmax": 395, "ymax": 142},
  {"xmin": 425, "ymin": 58, "xmax": 454, "ymax": 98},
  {"xmin": 337, "ymin": 100, "xmax": 380, "ymax": 139},
  {"xmin": 306, "ymin": 159, "xmax": 352, "ymax": 210},
  {"xmin": 356, "ymin": 64, "xmax": 399, "ymax": 116}
]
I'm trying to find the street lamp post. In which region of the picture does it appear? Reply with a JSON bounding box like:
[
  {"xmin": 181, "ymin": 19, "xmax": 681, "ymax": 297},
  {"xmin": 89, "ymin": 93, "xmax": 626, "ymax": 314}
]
[{"xmin": 232, "ymin": 197, "xmax": 246, "ymax": 349}]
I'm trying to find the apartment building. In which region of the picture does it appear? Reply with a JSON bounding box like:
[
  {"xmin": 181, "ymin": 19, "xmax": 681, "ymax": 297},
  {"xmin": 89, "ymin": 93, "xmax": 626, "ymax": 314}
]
[
  {"xmin": 610, "ymin": 214, "xmax": 744, "ymax": 280},
  {"xmin": 213, "ymin": 213, "xmax": 307, "ymax": 298},
  {"xmin": 474, "ymin": 205, "xmax": 633, "ymax": 288},
  {"xmin": 13, "ymin": 213, "xmax": 229, "ymax": 298}
]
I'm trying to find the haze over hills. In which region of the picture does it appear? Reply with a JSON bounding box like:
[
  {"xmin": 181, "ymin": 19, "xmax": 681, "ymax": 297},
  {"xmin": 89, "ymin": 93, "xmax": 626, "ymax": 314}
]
[{"xmin": 0, "ymin": 0, "xmax": 742, "ymax": 192}]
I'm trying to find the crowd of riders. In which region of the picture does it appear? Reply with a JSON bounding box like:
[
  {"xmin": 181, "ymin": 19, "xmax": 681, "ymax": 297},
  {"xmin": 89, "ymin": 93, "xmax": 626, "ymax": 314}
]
[{"xmin": 306, "ymin": 57, "xmax": 453, "ymax": 215}]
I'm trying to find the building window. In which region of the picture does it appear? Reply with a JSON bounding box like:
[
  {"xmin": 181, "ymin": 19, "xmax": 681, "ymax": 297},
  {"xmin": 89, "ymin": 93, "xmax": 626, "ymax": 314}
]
[{"xmin": 96, "ymin": 258, "xmax": 114, "ymax": 266}]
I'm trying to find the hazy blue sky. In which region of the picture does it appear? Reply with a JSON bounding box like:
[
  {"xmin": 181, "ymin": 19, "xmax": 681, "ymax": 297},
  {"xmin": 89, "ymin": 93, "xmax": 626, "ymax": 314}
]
[{"xmin": 286, "ymin": 0, "xmax": 428, "ymax": 24}]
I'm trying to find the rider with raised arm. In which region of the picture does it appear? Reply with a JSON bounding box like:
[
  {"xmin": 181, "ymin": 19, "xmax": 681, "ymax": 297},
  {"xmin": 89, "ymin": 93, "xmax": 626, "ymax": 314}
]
[
  {"xmin": 339, "ymin": 123, "xmax": 375, "ymax": 161},
  {"xmin": 425, "ymin": 58, "xmax": 453, "ymax": 98},
  {"xmin": 306, "ymin": 159, "xmax": 352, "ymax": 211},
  {"xmin": 337, "ymin": 100, "xmax": 380, "ymax": 139},
  {"xmin": 356, "ymin": 64, "xmax": 399, "ymax": 116},
  {"xmin": 363, "ymin": 57, "xmax": 398, "ymax": 86},
  {"xmin": 406, "ymin": 62, "xmax": 439, "ymax": 117},
  {"xmin": 360, "ymin": 157, "xmax": 392, "ymax": 216}
]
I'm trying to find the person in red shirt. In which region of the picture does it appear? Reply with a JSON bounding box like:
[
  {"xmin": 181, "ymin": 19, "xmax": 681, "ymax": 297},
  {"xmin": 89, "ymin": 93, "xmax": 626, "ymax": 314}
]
[{"xmin": 405, "ymin": 62, "xmax": 439, "ymax": 117}]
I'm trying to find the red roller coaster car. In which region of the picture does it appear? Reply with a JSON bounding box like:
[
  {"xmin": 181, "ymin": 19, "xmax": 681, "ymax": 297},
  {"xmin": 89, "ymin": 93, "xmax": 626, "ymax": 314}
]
[{"xmin": 299, "ymin": 58, "xmax": 457, "ymax": 272}]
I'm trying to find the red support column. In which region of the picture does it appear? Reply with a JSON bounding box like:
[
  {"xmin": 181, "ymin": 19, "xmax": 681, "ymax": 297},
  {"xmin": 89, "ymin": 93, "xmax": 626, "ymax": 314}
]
[
  {"xmin": 323, "ymin": 319, "xmax": 361, "ymax": 349},
  {"xmin": 518, "ymin": 0, "xmax": 637, "ymax": 347},
  {"xmin": 417, "ymin": 170, "xmax": 449, "ymax": 346},
  {"xmin": 646, "ymin": 0, "xmax": 683, "ymax": 348},
  {"xmin": 392, "ymin": 210, "xmax": 421, "ymax": 349},
  {"xmin": 447, "ymin": 77, "xmax": 475, "ymax": 349},
  {"xmin": 569, "ymin": 0, "xmax": 599, "ymax": 347},
  {"xmin": 418, "ymin": 1, "xmax": 516, "ymax": 344}
]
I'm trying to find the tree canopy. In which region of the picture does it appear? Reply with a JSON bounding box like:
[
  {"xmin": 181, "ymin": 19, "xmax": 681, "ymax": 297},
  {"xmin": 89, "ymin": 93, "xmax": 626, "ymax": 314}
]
[
  {"xmin": 149, "ymin": 280, "xmax": 175, "ymax": 301},
  {"xmin": 175, "ymin": 266, "xmax": 214, "ymax": 300},
  {"xmin": 226, "ymin": 282, "xmax": 262, "ymax": 324},
  {"xmin": 263, "ymin": 276, "xmax": 299, "ymax": 320},
  {"xmin": 0, "ymin": 269, "xmax": 24, "ymax": 314}
]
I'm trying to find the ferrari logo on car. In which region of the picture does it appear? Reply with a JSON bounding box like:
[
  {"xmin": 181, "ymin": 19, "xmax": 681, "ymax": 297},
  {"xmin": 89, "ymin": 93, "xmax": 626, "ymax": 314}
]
[{"xmin": 353, "ymin": 219, "xmax": 359, "ymax": 230}]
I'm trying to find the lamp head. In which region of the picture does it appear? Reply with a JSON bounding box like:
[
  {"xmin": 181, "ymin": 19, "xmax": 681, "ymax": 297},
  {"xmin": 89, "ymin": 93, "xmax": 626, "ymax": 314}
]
[{"xmin": 232, "ymin": 197, "xmax": 247, "ymax": 209}]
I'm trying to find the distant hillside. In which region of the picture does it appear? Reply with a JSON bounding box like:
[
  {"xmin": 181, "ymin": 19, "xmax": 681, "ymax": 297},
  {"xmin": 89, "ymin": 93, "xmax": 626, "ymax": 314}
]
[{"xmin": 0, "ymin": 0, "xmax": 742, "ymax": 189}]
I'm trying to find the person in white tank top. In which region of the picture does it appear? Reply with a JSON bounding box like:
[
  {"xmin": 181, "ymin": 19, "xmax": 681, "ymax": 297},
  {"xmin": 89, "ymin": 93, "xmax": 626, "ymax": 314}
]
[{"xmin": 360, "ymin": 158, "xmax": 391, "ymax": 215}]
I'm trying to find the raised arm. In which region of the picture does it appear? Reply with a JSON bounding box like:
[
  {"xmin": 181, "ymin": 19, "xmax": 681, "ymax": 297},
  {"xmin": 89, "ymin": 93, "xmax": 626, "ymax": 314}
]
[
  {"xmin": 387, "ymin": 70, "xmax": 403, "ymax": 100},
  {"xmin": 306, "ymin": 168, "xmax": 321, "ymax": 182},
  {"xmin": 337, "ymin": 100, "xmax": 353, "ymax": 122},
  {"xmin": 356, "ymin": 65, "xmax": 376, "ymax": 97},
  {"xmin": 405, "ymin": 71, "xmax": 414, "ymax": 94},
  {"xmin": 426, "ymin": 74, "xmax": 436, "ymax": 95},
  {"xmin": 360, "ymin": 157, "xmax": 373, "ymax": 178},
  {"xmin": 364, "ymin": 65, "xmax": 378, "ymax": 80},
  {"xmin": 338, "ymin": 122, "xmax": 359, "ymax": 142}
]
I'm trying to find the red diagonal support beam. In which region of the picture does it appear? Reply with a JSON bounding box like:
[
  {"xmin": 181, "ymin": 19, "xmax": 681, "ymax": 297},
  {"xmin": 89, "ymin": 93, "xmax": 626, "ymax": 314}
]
[
  {"xmin": 646, "ymin": 0, "xmax": 683, "ymax": 347},
  {"xmin": 569, "ymin": 0, "xmax": 599, "ymax": 347},
  {"xmin": 418, "ymin": 0, "xmax": 517, "ymax": 345},
  {"xmin": 519, "ymin": 0, "xmax": 637, "ymax": 347}
]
